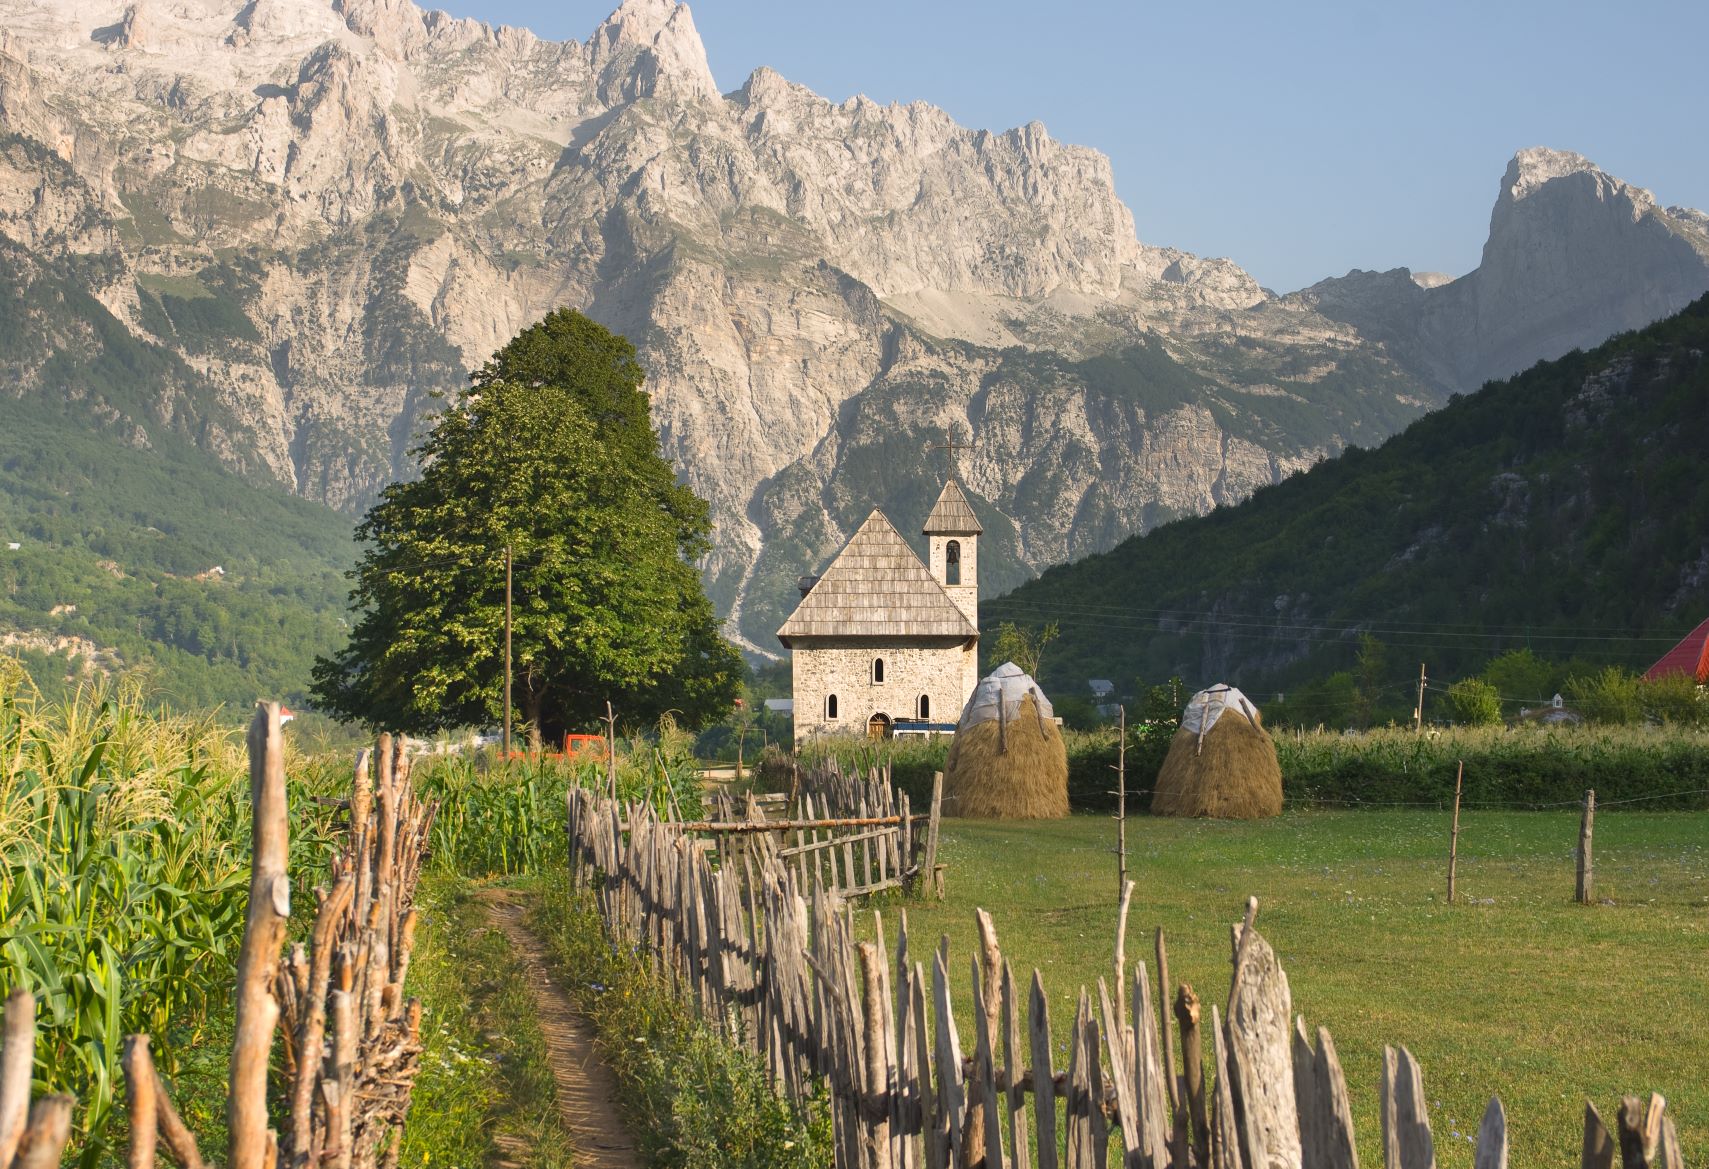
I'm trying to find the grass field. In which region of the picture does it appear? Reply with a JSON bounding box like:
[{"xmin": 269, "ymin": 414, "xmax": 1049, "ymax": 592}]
[{"xmin": 872, "ymin": 810, "xmax": 1707, "ymax": 1169}]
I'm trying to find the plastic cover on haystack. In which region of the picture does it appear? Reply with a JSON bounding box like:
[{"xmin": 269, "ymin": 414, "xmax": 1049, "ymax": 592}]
[
  {"xmin": 1180, "ymin": 685, "xmax": 1261, "ymax": 735},
  {"xmin": 958, "ymin": 661, "xmax": 1054, "ymax": 728}
]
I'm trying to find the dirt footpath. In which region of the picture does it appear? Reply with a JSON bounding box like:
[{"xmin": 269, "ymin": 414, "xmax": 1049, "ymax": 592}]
[{"xmin": 474, "ymin": 889, "xmax": 641, "ymax": 1169}]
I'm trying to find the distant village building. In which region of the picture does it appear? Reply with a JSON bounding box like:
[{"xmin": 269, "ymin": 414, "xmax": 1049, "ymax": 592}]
[
  {"xmin": 1517, "ymin": 693, "xmax": 1583, "ymax": 726},
  {"xmin": 777, "ymin": 480, "xmax": 981, "ymax": 743}
]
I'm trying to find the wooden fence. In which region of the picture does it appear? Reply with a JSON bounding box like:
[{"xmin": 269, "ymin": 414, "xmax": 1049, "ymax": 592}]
[
  {"xmin": 0, "ymin": 707, "xmax": 434, "ymax": 1169},
  {"xmin": 566, "ymin": 784, "xmax": 1689, "ymax": 1169},
  {"xmin": 695, "ymin": 763, "xmax": 945, "ymax": 900}
]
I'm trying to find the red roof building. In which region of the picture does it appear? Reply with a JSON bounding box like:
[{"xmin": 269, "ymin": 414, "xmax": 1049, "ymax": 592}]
[{"xmin": 1643, "ymin": 616, "xmax": 1709, "ymax": 682}]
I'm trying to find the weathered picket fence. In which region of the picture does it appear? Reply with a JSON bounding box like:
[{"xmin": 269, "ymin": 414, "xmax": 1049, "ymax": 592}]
[
  {"xmin": 566, "ymin": 784, "xmax": 1689, "ymax": 1169},
  {"xmin": 0, "ymin": 707, "xmax": 434, "ymax": 1169},
  {"xmin": 691, "ymin": 763, "xmax": 944, "ymax": 900}
]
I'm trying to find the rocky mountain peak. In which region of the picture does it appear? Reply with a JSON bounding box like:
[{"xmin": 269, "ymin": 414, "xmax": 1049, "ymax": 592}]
[
  {"xmin": 588, "ymin": 0, "xmax": 717, "ymax": 104},
  {"xmin": 1503, "ymin": 146, "xmax": 1603, "ymax": 200},
  {"xmin": 1302, "ymin": 147, "xmax": 1709, "ymax": 395}
]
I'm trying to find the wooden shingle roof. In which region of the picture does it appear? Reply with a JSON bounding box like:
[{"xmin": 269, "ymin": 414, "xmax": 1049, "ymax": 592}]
[
  {"xmin": 777, "ymin": 510, "xmax": 976, "ymax": 644},
  {"xmin": 923, "ymin": 479, "xmax": 982, "ymax": 535}
]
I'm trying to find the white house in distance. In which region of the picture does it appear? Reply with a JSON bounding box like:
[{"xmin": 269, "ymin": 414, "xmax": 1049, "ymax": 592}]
[{"xmin": 777, "ymin": 480, "xmax": 982, "ymax": 743}]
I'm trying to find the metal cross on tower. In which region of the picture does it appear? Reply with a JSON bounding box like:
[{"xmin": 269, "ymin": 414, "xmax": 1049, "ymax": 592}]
[{"xmin": 927, "ymin": 430, "xmax": 974, "ymax": 477}]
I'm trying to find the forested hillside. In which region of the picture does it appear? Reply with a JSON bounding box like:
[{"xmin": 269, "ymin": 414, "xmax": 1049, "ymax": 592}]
[
  {"xmin": 987, "ymin": 293, "xmax": 1709, "ymax": 699},
  {"xmin": 0, "ymin": 243, "xmax": 354, "ymax": 709}
]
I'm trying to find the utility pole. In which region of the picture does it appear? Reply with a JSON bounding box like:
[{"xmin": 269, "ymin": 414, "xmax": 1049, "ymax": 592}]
[
  {"xmin": 503, "ymin": 544, "xmax": 513, "ymax": 757},
  {"xmin": 1414, "ymin": 662, "xmax": 1426, "ymax": 733}
]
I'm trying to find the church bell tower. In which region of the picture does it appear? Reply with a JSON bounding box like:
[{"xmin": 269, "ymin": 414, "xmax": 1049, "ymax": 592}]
[{"xmin": 924, "ymin": 479, "xmax": 981, "ymax": 627}]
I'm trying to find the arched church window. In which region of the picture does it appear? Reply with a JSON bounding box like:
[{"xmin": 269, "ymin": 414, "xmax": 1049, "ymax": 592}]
[
  {"xmin": 873, "ymin": 657, "xmax": 886, "ymax": 683},
  {"xmin": 946, "ymin": 540, "xmax": 961, "ymax": 586},
  {"xmin": 918, "ymin": 694, "xmax": 930, "ymax": 720},
  {"xmin": 826, "ymin": 694, "xmax": 839, "ymax": 720}
]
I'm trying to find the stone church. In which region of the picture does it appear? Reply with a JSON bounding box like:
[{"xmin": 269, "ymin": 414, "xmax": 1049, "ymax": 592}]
[{"xmin": 777, "ymin": 480, "xmax": 982, "ymax": 743}]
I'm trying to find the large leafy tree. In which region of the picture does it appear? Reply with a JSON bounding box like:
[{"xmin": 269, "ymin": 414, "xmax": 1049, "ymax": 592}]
[{"xmin": 312, "ymin": 310, "xmax": 741, "ymax": 740}]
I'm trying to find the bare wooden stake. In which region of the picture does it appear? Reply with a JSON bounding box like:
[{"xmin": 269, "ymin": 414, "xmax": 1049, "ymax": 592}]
[
  {"xmin": 1576, "ymin": 789, "xmax": 1596, "ymax": 905},
  {"xmin": 1448, "ymin": 760, "xmax": 1464, "ymax": 905},
  {"xmin": 604, "ymin": 701, "xmax": 619, "ymax": 798},
  {"xmin": 1582, "ymin": 1102, "xmax": 1615, "ymax": 1169},
  {"xmin": 1174, "ymin": 985, "xmax": 1208, "ymax": 1169},
  {"xmin": 0, "ymin": 987, "xmax": 36, "ymax": 1169},
  {"xmin": 1155, "ymin": 927, "xmax": 1179, "ymax": 1116},
  {"xmin": 857, "ymin": 943, "xmax": 894, "ymax": 1169},
  {"xmin": 1474, "ymin": 1096, "xmax": 1508, "ymax": 1169},
  {"xmin": 152, "ymin": 1065, "xmax": 208, "ymax": 1169},
  {"xmin": 231, "ymin": 702, "xmax": 292, "ymax": 1169},
  {"xmin": 123, "ymin": 1037, "xmax": 158, "ymax": 1169},
  {"xmin": 1029, "ymin": 971, "xmax": 1058, "ymax": 1169},
  {"xmin": 1115, "ymin": 705, "xmax": 1128, "ymax": 896},
  {"xmin": 1113, "ymin": 879, "xmax": 1134, "ymax": 1038},
  {"xmin": 1616, "ymin": 1094, "xmax": 1666, "ymax": 1169},
  {"xmin": 11, "ymin": 1096, "xmax": 74, "ymax": 1169},
  {"xmin": 924, "ymin": 774, "xmax": 945, "ymax": 900}
]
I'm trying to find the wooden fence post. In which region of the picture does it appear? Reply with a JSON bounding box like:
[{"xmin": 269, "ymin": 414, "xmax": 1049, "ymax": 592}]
[
  {"xmin": 0, "ymin": 989, "xmax": 34, "ymax": 1169},
  {"xmin": 925, "ymin": 773, "xmax": 945, "ymax": 900},
  {"xmin": 1174, "ymin": 986, "xmax": 1208, "ymax": 1169},
  {"xmin": 1114, "ymin": 706, "xmax": 1128, "ymax": 897},
  {"xmin": 231, "ymin": 702, "xmax": 290, "ymax": 1169},
  {"xmin": 1576, "ymin": 789, "xmax": 1596, "ymax": 905},
  {"xmin": 1448, "ymin": 760, "xmax": 1464, "ymax": 904}
]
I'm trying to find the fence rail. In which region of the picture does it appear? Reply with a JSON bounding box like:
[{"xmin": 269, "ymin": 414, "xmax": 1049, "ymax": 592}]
[
  {"xmin": 697, "ymin": 765, "xmax": 945, "ymax": 900},
  {"xmin": 565, "ymin": 784, "xmax": 1689, "ymax": 1169}
]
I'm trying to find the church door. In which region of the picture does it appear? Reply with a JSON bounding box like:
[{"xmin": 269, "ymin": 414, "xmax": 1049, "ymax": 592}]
[{"xmin": 867, "ymin": 712, "xmax": 893, "ymax": 740}]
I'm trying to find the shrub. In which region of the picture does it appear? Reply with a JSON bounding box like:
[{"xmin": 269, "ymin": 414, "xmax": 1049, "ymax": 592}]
[
  {"xmin": 1446, "ymin": 678, "xmax": 1502, "ymax": 726},
  {"xmin": 1568, "ymin": 667, "xmax": 1644, "ymax": 724},
  {"xmin": 1639, "ymin": 673, "xmax": 1709, "ymax": 727}
]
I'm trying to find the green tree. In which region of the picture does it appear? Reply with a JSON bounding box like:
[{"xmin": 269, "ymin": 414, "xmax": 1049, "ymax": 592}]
[
  {"xmin": 1481, "ymin": 648, "xmax": 1558, "ymax": 705},
  {"xmin": 1567, "ymin": 666, "xmax": 1643, "ymax": 725},
  {"xmin": 1445, "ymin": 678, "xmax": 1502, "ymax": 726},
  {"xmin": 312, "ymin": 310, "xmax": 741, "ymax": 741},
  {"xmin": 1352, "ymin": 633, "xmax": 1388, "ymax": 729},
  {"xmin": 1639, "ymin": 672, "xmax": 1707, "ymax": 726},
  {"xmin": 989, "ymin": 620, "xmax": 1059, "ymax": 678}
]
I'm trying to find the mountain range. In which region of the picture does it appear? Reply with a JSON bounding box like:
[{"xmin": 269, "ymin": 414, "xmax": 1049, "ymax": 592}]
[
  {"xmin": 1, "ymin": 0, "xmax": 1707, "ymax": 693},
  {"xmin": 989, "ymin": 291, "xmax": 1709, "ymax": 699}
]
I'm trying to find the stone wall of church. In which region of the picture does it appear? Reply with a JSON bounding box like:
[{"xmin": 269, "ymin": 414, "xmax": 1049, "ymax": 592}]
[
  {"xmin": 928, "ymin": 535, "xmax": 979, "ymax": 626},
  {"xmin": 791, "ymin": 636, "xmax": 979, "ymax": 743}
]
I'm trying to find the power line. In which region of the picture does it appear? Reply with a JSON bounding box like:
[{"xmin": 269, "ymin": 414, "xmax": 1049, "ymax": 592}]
[{"xmin": 987, "ymin": 596, "xmax": 1688, "ymax": 644}]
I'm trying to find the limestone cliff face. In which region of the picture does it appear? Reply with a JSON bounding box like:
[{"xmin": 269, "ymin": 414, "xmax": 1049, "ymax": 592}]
[
  {"xmin": 0, "ymin": 1, "xmax": 1693, "ymax": 654},
  {"xmin": 1300, "ymin": 148, "xmax": 1709, "ymax": 394}
]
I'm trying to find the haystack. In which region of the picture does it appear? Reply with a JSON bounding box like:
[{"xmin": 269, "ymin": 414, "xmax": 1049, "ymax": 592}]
[
  {"xmin": 1151, "ymin": 685, "xmax": 1282, "ymax": 819},
  {"xmin": 943, "ymin": 662, "xmax": 1069, "ymax": 819}
]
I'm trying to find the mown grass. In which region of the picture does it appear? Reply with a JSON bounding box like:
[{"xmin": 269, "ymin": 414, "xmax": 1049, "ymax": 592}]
[
  {"xmin": 401, "ymin": 875, "xmax": 576, "ymax": 1169},
  {"xmin": 874, "ymin": 810, "xmax": 1708, "ymax": 1169}
]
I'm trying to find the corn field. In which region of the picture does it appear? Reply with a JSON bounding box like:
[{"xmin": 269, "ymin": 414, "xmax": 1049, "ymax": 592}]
[
  {"xmin": 0, "ymin": 674, "xmax": 345, "ymax": 1157},
  {"xmin": 1273, "ymin": 723, "xmax": 1709, "ymax": 807}
]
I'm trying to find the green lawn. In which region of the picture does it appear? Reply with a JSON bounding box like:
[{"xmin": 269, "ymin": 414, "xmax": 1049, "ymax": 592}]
[{"xmin": 870, "ymin": 810, "xmax": 1707, "ymax": 1169}]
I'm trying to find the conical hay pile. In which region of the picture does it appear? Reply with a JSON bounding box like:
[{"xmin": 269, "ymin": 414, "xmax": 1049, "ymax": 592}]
[
  {"xmin": 1151, "ymin": 708, "xmax": 1283, "ymax": 820},
  {"xmin": 943, "ymin": 693, "xmax": 1069, "ymax": 819}
]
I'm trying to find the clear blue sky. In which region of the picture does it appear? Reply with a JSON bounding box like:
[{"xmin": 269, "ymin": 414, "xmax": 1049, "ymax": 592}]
[{"xmin": 433, "ymin": 0, "xmax": 1708, "ymax": 294}]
